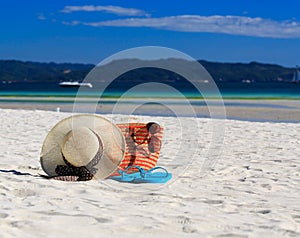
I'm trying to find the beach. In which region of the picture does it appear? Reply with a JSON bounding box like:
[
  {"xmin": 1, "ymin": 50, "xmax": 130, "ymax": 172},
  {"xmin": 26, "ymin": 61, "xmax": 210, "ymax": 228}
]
[
  {"xmin": 1, "ymin": 98, "xmax": 300, "ymax": 123},
  {"xmin": 3, "ymin": 0, "xmax": 300, "ymax": 236},
  {"xmin": 0, "ymin": 104, "xmax": 300, "ymax": 237}
]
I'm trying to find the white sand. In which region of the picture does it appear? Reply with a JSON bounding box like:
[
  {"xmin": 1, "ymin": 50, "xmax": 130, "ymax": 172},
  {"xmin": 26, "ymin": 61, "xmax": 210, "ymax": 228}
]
[{"xmin": 0, "ymin": 108, "xmax": 299, "ymax": 238}]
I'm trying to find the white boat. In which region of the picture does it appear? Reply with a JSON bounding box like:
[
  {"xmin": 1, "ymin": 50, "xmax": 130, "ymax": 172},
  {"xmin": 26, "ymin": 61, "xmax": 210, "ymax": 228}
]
[
  {"xmin": 292, "ymin": 66, "xmax": 300, "ymax": 83},
  {"xmin": 59, "ymin": 81, "xmax": 93, "ymax": 88}
]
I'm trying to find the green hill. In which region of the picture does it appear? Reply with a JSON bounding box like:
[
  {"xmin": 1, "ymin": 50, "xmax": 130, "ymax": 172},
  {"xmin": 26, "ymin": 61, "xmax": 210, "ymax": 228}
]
[
  {"xmin": 0, "ymin": 59, "xmax": 296, "ymax": 84},
  {"xmin": 0, "ymin": 60, "xmax": 93, "ymax": 83},
  {"xmin": 200, "ymin": 60, "xmax": 294, "ymax": 82}
]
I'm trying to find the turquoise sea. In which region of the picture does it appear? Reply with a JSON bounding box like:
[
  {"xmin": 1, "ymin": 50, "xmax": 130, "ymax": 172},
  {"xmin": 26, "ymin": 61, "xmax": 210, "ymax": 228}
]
[
  {"xmin": 1, "ymin": 81, "xmax": 300, "ymax": 99},
  {"xmin": 1, "ymin": 81, "xmax": 300, "ymax": 123}
]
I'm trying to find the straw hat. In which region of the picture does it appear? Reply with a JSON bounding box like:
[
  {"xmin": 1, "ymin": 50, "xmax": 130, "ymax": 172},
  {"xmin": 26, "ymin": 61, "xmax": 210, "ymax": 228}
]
[{"xmin": 40, "ymin": 114, "xmax": 126, "ymax": 179}]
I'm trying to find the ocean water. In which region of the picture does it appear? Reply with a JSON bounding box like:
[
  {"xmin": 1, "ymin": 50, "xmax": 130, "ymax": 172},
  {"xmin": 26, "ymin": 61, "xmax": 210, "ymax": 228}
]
[
  {"xmin": 216, "ymin": 82, "xmax": 300, "ymax": 99},
  {"xmin": 1, "ymin": 81, "xmax": 300, "ymax": 123},
  {"xmin": 1, "ymin": 81, "xmax": 300, "ymax": 99}
]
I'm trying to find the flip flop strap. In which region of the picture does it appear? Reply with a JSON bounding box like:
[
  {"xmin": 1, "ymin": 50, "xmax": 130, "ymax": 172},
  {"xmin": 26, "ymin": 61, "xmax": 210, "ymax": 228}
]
[
  {"xmin": 147, "ymin": 166, "xmax": 169, "ymax": 177},
  {"xmin": 119, "ymin": 165, "xmax": 146, "ymax": 178}
]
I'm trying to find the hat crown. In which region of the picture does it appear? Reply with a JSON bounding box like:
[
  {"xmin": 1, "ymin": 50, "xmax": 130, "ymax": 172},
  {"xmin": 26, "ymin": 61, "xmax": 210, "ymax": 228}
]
[
  {"xmin": 61, "ymin": 127, "xmax": 100, "ymax": 167},
  {"xmin": 40, "ymin": 114, "xmax": 126, "ymax": 179}
]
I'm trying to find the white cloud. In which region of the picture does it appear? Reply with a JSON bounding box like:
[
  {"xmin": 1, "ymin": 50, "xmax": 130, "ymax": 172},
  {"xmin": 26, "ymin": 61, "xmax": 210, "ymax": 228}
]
[
  {"xmin": 62, "ymin": 21, "xmax": 80, "ymax": 26},
  {"xmin": 37, "ymin": 14, "xmax": 46, "ymax": 20},
  {"xmin": 61, "ymin": 5, "xmax": 149, "ymax": 17},
  {"xmin": 69, "ymin": 15, "xmax": 300, "ymax": 39}
]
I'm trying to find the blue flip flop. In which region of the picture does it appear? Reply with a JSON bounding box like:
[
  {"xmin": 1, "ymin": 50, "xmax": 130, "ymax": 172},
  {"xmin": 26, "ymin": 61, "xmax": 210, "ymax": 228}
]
[
  {"xmin": 109, "ymin": 166, "xmax": 142, "ymax": 182},
  {"xmin": 109, "ymin": 166, "xmax": 172, "ymax": 184},
  {"xmin": 132, "ymin": 166, "xmax": 172, "ymax": 184}
]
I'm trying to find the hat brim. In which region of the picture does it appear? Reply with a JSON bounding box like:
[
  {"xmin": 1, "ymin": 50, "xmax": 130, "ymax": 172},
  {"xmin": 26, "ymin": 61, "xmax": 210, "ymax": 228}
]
[{"xmin": 40, "ymin": 114, "xmax": 126, "ymax": 179}]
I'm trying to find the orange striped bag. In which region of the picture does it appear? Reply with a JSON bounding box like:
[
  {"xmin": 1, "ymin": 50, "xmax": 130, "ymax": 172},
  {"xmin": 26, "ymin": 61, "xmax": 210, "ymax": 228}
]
[{"xmin": 111, "ymin": 122, "xmax": 163, "ymax": 175}]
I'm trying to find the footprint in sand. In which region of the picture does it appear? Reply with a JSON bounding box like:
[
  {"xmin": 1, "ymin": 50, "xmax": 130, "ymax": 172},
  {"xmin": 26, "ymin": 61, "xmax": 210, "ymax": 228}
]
[
  {"xmin": 13, "ymin": 188, "xmax": 37, "ymax": 197},
  {"xmin": 0, "ymin": 213, "xmax": 8, "ymax": 219}
]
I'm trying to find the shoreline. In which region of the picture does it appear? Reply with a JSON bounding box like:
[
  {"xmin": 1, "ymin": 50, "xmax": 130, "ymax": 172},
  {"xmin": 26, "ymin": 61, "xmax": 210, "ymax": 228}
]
[
  {"xmin": 1, "ymin": 95, "xmax": 300, "ymax": 100},
  {"xmin": 0, "ymin": 97, "xmax": 299, "ymax": 123}
]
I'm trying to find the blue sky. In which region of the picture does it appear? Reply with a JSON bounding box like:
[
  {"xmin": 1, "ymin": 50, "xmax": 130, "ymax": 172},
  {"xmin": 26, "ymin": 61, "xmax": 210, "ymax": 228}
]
[{"xmin": 1, "ymin": 0, "xmax": 300, "ymax": 66}]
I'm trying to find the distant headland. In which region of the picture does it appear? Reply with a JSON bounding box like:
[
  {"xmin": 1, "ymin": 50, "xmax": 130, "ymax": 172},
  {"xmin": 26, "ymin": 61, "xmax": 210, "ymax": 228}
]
[{"xmin": 0, "ymin": 59, "xmax": 297, "ymax": 84}]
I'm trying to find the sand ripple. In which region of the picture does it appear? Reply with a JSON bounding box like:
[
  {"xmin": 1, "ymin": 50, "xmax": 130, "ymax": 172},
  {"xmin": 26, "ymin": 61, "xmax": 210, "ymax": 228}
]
[{"xmin": 0, "ymin": 109, "xmax": 299, "ymax": 237}]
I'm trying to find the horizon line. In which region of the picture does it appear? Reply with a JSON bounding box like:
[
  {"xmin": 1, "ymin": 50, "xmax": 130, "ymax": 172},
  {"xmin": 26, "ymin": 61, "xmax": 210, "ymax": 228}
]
[{"xmin": 0, "ymin": 58, "xmax": 297, "ymax": 68}]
